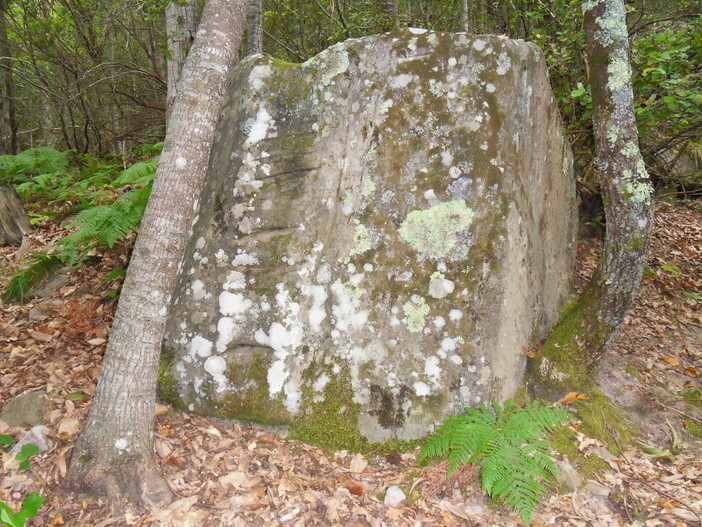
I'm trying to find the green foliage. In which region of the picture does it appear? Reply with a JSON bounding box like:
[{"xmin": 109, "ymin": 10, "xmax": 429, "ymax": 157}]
[
  {"xmin": 0, "ymin": 148, "xmax": 68, "ymax": 187},
  {"xmin": 2, "ymin": 254, "xmax": 63, "ymax": 303},
  {"xmin": 2, "ymin": 147, "xmax": 159, "ymax": 303},
  {"xmin": 0, "ymin": 494, "xmax": 46, "ymax": 527},
  {"xmin": 420, "ymin": 399, "xmax": 572, "ymax": 525},
  {"xmin": 56, "ymin": 182, "xmax": 152, "ymax": 265}
]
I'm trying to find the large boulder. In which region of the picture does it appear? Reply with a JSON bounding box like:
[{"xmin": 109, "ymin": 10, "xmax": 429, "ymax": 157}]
[{"xmin": 161, "ymin": 29, "xmax": 577, "ymax": 444}]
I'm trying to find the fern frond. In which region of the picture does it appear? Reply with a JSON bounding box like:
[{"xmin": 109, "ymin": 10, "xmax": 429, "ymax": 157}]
[
  {"xmin": 111, "ymin": 157, "xmax": 159, "ymax": 186},
  {"xmin": 421, "ymin": 398, "xmax": 572, "ymax": 525},
  {"xmin": 3, "ymin": 254, "xmax": 63, "ymax": 303}
]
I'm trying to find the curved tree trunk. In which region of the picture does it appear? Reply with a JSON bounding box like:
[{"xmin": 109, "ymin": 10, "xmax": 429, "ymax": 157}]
[
  {"xmin": 67, "ymin": 0, "xmax": 249, "ymax": 508},
  {"xmin": 529, "ymin": 0, "xmax": 654, "ymax": 396}
]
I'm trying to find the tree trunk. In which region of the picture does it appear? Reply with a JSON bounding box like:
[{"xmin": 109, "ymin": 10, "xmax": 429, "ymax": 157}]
[
  {"xmin": 246, "ymin": 0, "xmax": 263, "ymax": 55},
  {"xmin": 381, "ymin": 0, "xmax": 400, "ymax": 28},
  {"xmin": 0, "ymin": 0, "xmax": 18, "ymax": 154},
  {"xmin": 529, "ymin": 0, "xmax": 654, "ymax": 396},
  {"xmin": 67, "ymin": 0, "xmax": 249, "ymax": 509},
  {"xmin": 0, "ymin": 184, "xmax": 32, "ymax": 246},
  {"xmin": 165, "ymin": 0, "xmax": 203, "ymax": 118},
  {"xmin": 460, "ymin": 0, "xmax": 469, "ymax": 32}
]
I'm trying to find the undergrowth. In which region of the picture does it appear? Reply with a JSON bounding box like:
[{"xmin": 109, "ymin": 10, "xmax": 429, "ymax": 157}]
[
  {"xmin": 420, "ymin": 399, "xmax": 572, "ymax": 525},
  {"xmin": 1, "ymin": 145, "xmax": 161, "ymax": 303}
]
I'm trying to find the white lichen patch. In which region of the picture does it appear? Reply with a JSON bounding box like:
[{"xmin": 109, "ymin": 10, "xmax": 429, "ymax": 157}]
[
  {"xmin": 428, "ymin": 271, "xmax": 455, "ymax": 299},
  {"xmin": 473, "ymin": 39, "xmax": 486, "ymax": 51},
  {"xmin": 245, "ymin": 106, "xmax": 274, "ymax": 145},
  {"xmin": 379, "ymin": 99, "xmax": 393, "ymax": 114},
  {"xmin": 330, "ymin": 280, "xmax": 368, "ymax": 333},
  {"xmin": 413, "ymin": 381, "xmax": 431, "ymax": 396},
  {"xmin": 204, "ymin": 355, "xmax": 226, "ymax": 376},
  {"xmin": 408, "ymin": 27, "xmax": 427, "ymax": 35},
  {"xmin": 232, "ymin": 251, "xmax": 259, "ymax": 266},
  {"xmin": 114, "ymin": 438, "xmax": 128, "ymax": 451},
  {"xmin": 301, "ymin": 284, "xmax": 328, "ymax": 331},
  {"xmin": 219, "ymin": 291, "xmax": 253, "ymax": 316},
  {"xmin": 399, "ymin": 200, "xmax": 475, "ymax": 259},
  {"xmin": 496, "ymin": 52, "xmax": 511, "ymax": 75},
  {"xmin": 215, "ymin": 317, "xmax": 237, "ymax": 352},
  {"xmin": 248, "ymin": 63, "xmax": 273, "ymax": 91},
  {"xmin": 403, "ymin": 296, "xmax": 430, "ymax": 333},
  {"xmin": 190, "ymin": 335, "xmax": 212, "ymax": 358},
  {"xmin": 449, "ymin": 309, "xmax": 463, "ymax": 322}
]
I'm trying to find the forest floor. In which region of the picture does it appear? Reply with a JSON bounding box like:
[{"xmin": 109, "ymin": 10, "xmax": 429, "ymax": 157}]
[{"xmin": 1, "ymin": 200, "xmax": 701, "ymax": 527}]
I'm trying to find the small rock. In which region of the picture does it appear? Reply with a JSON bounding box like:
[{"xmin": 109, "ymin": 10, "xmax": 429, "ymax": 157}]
[
  {"xmin": 9, "ymin": 425, "xmax": 51, "ymax": 454},
  {"xmin": 384, "ymin": 485, "xmax": 406, "ymax": 507},
  {"xmin": 585, "ymin": 480, "xmax": 611, "ymax": 497},
  {"xmin": 555, "ymin": 459, "xmax": 583, "ymax": 491},
  {"xmin": 0, "ymin": 390, "xmax": 47, "ymax": 427},
  {"xmin": 590, "ymin": 446, "xmax": 617, "ymax": 462}
]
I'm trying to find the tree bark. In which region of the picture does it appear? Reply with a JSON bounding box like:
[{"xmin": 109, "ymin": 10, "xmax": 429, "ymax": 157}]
[
  {"xmin": 0, "ymin": 184, "xmax": 32, "ymax": 246},
  {"xmin": 529, "ymin": 0, "xmax": 654, "ymax": 396},
  {"xmin": 165, "ymin": 0, "xmax": 203, "ymax": 118},
  {"xmin": 246, "ymin": 0, "xmax": 263, "ymax": 55},
  {"xmin": 380, "ymin": 0, "xmax": 400, "ymax": 28},
  {"xmin": 0, "ymin": 0, "xmax": 18, "ymax": 154},
  {"xmin": 67, "ymin": 0, "xmax": 249, "ymax": 509},
  {"xmin": 460, "ymin": 0, "xmax": 470, "ymax": 32}
]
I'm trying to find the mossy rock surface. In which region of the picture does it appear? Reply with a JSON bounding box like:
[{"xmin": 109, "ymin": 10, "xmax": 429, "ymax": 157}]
[{"xmin": 161, "ymin": 29, "xmax": 577, "ymax": 445}]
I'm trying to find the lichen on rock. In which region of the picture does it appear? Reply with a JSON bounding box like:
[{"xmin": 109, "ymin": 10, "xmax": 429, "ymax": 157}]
[{"xmin": 161, "ymin": 28, "xmax": 577, "ymax": 446}]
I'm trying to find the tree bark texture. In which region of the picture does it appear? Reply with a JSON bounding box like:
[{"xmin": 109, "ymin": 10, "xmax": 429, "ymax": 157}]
[
  {"xmin": 460, "ymin": 0, "xmax": 470, "ymax": 32},
  {"xmin": 529, "ymin": 0, "xmax": 654, "ymax": 396},
  {"xmin": 165, "ymin": 0, "xmax": 203, "ymax": 118},
  {"xmin": 0, "ymin": 0, "xmax": 18, "ymax": 154},
  {"xmin": 0, "ymin": 184, "xmax": 32, "ymax": 246},
  {"xmin": 67, "ymin": 0, "xmax": 249, "ymax": 508},
  {"xmin": 380, "ymin": 0, "xmax": 400, "ymax": 28},
  {"xmin": 246, "ymin": 0, "xmax": 263, "ymax": 55}
]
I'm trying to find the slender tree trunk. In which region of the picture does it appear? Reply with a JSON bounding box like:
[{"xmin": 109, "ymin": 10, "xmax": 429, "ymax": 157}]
[
  {"xmin": 246, "ymin": 0, "xmax": 263, "ymax": 55},
  {"xmin": 67, "ymin": 0, "xmax": 249, "ymax": 508},
  {"xmin": 380, "ymin": 0, "xmax": 400, "ymax": 28},
  {"xmin": 0, "ymin": 0, "xmax": 18, "ymax": 154},
  {"xmin": 460, "ymin": 0, "xmax": 470, "ymax": 32},
  {"xmin": 165, "ymin": 0, "xmax": 202, "ymax": 118},
  {"xmin": 529, "ymin": 0, "xmax": 654, "ymax": 395}
]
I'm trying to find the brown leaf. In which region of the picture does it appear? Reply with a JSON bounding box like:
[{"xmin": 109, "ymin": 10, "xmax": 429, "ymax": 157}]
[
  {"xmin": 560, "ymin": 392, "xmax": 579, "ymax": 404},
  {"xmin": 29, "ymin": 330, "xmax": 53, "ymax": 342},
  {"xmin": 660, "ymin": 356, "xmax": 680, "ymax": 367},
  {"xmin": 52, "ymin": 514, "xmax": 65, "ymax": 526},
  {"xmin": 684, "ymin": 366, "xmax": 699, "ymax": 377}
]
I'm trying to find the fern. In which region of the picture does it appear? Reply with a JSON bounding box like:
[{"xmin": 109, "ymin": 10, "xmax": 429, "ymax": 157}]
[
  {"xmin": 3, "ymin": 254, "xmax": 63, "ymax": 303},
  {"xmin": 56, "ymin": 184, "xmax": 151, "ymax": 265},
  {"xmin": 420, "ymin": 399, "xmax": 572, "ymax": 526}
]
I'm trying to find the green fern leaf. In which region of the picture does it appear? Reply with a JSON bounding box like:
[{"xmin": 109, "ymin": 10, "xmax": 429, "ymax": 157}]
[{"xmin": 420, "ymin": 399, "xmax": 572, "ymax": 526}]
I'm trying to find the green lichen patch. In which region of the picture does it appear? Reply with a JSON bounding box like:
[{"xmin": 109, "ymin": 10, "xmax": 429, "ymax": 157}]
[
  {"xmin": 399, "ymin": 200, "xmax": 475, "ymax": 259},
  {"xmin": 403, "ymin": 296, "xmax": 430, "ymax": 333},
  {"xmin": 352, "ymin": 224, "xmax": 372, "ymax": 255}
]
